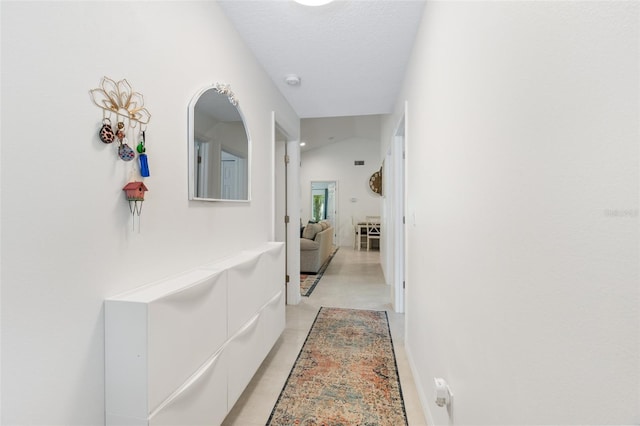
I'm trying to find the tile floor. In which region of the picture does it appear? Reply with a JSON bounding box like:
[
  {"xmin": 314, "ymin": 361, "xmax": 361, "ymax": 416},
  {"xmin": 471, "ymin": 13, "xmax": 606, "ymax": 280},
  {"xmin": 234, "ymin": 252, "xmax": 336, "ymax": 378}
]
[{"xmin": 222, "ymin": 246, "xmax": 428, "ymax": 426}]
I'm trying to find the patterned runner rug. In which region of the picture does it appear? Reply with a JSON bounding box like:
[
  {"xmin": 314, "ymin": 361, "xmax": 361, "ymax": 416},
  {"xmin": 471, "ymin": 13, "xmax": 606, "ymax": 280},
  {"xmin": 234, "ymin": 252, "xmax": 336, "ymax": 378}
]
[
  {"xmin": 300, "ymin": 247, "xmax": 339, "ymax": 297},
  {"xmin": 266, "ymin": 307, "xmax": 408, "ymax": 426}
]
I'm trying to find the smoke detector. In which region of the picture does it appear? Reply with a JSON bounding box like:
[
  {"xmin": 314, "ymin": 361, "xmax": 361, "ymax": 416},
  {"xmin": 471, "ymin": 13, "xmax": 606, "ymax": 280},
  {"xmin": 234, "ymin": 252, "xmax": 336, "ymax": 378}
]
[{"xmin": 284, "ymin": 74, "xmax": 301, "ymax": 86}]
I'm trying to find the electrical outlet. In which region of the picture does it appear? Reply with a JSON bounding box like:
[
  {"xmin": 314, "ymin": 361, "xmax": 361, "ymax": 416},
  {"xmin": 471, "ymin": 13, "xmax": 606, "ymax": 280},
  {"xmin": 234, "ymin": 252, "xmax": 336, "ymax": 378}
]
[{"xmin": 434, "ymin": 377, "xmax": 451, "ymax": 407}]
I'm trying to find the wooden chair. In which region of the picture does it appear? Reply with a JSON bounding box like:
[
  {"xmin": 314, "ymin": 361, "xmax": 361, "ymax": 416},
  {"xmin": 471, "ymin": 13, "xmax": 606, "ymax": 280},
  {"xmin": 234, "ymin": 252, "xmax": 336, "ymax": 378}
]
[
  {"xmin": 352, "ymin": 216, "xmax": 368, "ymax": 250},
  {"xmin": 366, "ymin": 216, "xmax": 380, "ymax": 251},
  {"xmin": 352, "ymin": 216, "xmax": 360, "ymax": 249}
]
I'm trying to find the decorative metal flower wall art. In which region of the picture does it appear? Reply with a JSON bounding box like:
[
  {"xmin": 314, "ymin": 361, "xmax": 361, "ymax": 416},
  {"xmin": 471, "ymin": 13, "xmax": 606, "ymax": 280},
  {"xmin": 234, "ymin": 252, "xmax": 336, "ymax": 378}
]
[
  {"xmin": 90, "ymin": 77, "xmax": 151, "ymax": 124},
  {"xmin": 90, "ymin": 76, "xmax": 152, "ymax": 232}
]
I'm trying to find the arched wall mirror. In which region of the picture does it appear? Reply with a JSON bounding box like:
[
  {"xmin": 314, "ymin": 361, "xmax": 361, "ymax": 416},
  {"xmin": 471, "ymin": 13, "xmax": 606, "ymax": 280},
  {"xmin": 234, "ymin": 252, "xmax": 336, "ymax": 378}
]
[{"xmin": 188, "ymin": 83, "xmax": 251, "ymax": 201}]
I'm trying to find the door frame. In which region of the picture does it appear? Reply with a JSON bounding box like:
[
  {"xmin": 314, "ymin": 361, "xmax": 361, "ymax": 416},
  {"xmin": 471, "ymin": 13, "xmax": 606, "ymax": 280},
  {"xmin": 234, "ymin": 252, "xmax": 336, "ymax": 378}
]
[
  {"xmin": 272, "ymin": 113, "xmax": 301, "ymax": 305},
  {"xmin": 392, "ymin": 109, "xmax": 407, "ymax": 313},
  {"xmin": 310, "ymin": 180, "xmax": 338, "ymax": 243}
]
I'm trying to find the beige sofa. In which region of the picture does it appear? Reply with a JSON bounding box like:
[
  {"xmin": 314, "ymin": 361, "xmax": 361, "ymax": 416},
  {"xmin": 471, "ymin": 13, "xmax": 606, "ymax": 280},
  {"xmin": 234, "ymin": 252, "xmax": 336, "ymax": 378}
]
[{"xmin": 300, "ymin": 221, "xmax": 334, "ymax": 273}]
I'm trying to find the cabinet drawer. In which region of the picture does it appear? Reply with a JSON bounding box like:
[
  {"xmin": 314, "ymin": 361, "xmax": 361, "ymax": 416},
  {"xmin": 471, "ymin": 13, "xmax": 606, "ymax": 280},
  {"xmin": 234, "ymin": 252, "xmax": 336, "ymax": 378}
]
[{"xmin": 149, "ymin": 349, "xmax": 227, "ymax": 426}]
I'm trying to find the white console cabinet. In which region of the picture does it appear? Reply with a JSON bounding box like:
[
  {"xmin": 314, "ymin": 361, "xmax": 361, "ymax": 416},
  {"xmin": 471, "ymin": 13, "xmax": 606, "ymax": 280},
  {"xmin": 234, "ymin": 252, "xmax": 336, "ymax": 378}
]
[{"xmin": 105, "ymin": 243, "xmax": 285, "ymax": 426}]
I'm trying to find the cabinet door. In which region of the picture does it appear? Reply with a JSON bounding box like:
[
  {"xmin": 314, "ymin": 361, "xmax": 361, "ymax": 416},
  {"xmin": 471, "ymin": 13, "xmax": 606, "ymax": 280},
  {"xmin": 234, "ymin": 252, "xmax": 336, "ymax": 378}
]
[
  {"xmin": 246, "ymin": 242, "xmax": 285, "ymax": 304},
  {"xmin": 226, "ymin": 252, "xmax": 263, "ymax": 336},
  {"xmin": 226, "ymin": 310, "xmax": 264, "ymax": 409},
  {"xmin": 227, "ymin": 243, "xmax": 285, "ymax": 337},
  {"xmin": 149, "ymin": 349, "xmax": 227, "ymax": 426},
  {"xmin": 147, "ymin": 270, "xmax": 227, "ymax": 412},
  {"xmin": 257, "ymin": 290, "xmax": 286, "ymax": 362},
  {"xmin": 226, "ymin": 290, "xmax": 285, "ymax": 411}
]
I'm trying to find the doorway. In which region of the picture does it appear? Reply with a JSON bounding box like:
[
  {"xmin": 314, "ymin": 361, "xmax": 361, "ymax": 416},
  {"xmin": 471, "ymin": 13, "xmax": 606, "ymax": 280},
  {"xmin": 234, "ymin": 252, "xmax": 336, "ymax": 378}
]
[
  {"xmin": 221, "ymin": 150, "xmax": 247, "ymax": 200},
  {"xmin": 310, "ymin": 181, "xmax": 338, "ymax": 243}
]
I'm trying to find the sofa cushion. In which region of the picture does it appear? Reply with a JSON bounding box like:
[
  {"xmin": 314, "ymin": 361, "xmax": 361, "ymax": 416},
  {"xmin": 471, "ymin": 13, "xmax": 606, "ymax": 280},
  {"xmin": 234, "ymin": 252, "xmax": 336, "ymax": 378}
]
[
  {"xmin": 319, "ymin": 221, "xmax": 329, "ymax": 230},
  {"xmin": 300, "ymin": 237, "xmax": 320, "ymax": 251}
]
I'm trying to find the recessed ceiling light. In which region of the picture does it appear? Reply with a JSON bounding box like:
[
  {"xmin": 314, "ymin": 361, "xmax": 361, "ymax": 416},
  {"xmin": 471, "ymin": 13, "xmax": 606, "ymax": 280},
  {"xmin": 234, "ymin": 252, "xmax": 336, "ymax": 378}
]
[
  {"xmin": 293, "ymin": 0, "xmax": 334, "ymax": 6},
  {"xmin": 300, "ymin": 141, "xmax": 306, "ymax": 146}
]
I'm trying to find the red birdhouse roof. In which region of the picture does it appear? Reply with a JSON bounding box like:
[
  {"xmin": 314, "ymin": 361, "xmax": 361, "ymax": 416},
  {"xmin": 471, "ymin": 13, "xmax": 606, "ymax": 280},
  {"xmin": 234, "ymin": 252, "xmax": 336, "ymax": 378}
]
[{"xmin": 122, "ymin": 181, "xmax": 148, "ymax": 191}]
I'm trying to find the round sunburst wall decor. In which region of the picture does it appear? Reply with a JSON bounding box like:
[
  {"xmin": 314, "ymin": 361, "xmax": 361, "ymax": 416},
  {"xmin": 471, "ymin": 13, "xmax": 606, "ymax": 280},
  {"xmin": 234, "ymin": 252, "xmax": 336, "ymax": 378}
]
[{"xmin": 369, "ymin": 167, "xmax": 382, "ymax": 196}]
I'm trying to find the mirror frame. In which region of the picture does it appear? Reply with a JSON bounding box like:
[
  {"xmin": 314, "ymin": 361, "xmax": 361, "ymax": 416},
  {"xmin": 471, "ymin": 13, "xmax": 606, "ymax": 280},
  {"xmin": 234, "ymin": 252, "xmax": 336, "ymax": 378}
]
[{"xmin": 187, "ymin": 83, "xmax": 251, "ymax": 202}]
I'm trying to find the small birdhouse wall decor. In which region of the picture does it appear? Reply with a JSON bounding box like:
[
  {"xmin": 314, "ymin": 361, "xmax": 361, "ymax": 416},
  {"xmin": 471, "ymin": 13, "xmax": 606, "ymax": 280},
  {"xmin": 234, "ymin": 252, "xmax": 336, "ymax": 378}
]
[
  {"xmin": 123, "ymin": 181, "xmax": 148, "ymax": 201},
  {"xmin": 122, "ymin": 181, "xmax": 148, "ymax": 228}
]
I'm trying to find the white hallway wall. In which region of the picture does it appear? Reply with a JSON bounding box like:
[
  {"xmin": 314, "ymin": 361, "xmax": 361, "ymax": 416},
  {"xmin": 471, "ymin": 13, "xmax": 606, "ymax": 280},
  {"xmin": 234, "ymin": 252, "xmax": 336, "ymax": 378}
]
[
  {"xmin": 300, "ymin": 137, "xmax": 382, "ymax": 247},
  {"xmin": 0, "ymin": 2, "xmax": 299, "ymax": 424},
  {"xmin": 382, "ymin": 1, "xmax": 639, "ymax": 425}
]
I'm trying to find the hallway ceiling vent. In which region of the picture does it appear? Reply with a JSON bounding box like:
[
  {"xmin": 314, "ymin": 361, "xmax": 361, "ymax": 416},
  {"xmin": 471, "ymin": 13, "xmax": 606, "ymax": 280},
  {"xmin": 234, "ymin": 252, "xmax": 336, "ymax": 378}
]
[{"xmin": 354, "ymin": 160, "xmax": 365, "ymax": 166}]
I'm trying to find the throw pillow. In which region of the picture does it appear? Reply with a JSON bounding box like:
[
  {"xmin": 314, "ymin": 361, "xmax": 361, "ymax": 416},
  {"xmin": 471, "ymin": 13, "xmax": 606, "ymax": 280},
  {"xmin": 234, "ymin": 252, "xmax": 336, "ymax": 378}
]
[{"xmin": 302, "ymin": 222, "xmax": 318, "ymax": 240}]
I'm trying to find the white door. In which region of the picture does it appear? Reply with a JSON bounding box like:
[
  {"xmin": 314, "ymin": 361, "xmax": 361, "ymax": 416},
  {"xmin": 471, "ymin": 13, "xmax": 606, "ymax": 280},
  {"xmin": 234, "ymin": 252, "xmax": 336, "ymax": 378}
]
[{"xmin": 221, "ymin": 157, "xmax": 236, "ymax": 199}]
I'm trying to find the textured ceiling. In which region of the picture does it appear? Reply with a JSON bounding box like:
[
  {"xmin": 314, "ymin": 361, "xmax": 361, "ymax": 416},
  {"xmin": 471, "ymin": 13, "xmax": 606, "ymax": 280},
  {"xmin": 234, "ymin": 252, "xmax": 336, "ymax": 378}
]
[
  {"xmin": 218, "ymin": 0, "xmax": 426, "ymax": 119},
  {"xmin": 300, "ymin": 115, "xmax": 382, "ymax": 152}
]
